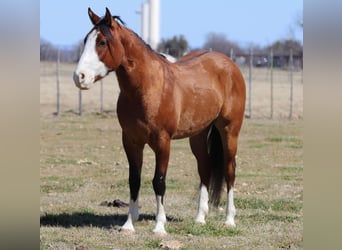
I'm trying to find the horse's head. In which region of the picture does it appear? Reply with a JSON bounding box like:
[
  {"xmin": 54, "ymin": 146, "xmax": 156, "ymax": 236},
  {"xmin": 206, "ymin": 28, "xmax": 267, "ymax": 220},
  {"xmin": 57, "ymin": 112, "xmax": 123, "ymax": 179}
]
[{"xmin": 73, "ymin": 8, "xmax": 125, "ymax": 89}]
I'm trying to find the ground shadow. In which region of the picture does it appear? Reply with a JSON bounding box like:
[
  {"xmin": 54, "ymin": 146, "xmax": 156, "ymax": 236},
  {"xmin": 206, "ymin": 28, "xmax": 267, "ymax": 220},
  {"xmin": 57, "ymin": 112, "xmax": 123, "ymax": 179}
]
[{"xmin": 40, "ymin": 212, "xmax": 182, "ymax": 229}]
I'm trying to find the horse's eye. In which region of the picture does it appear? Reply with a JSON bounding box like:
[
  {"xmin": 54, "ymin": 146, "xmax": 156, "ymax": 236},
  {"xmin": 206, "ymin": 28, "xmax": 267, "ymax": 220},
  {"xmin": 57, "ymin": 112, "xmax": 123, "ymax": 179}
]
[{"xmin": 98, "ymin": 40, "xmax": 107, "ymax": 46}]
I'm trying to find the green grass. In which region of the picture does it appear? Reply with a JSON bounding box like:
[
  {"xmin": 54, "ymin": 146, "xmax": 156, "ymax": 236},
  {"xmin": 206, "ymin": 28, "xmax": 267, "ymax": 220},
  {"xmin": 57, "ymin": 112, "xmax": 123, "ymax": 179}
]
[
  {"xmin": 167, "ymin": 219, "xmax": 241, "ymax": 237},
  {"xmin": 242, "ymin": 213, "xmax": 299, "ymax": 223},
  {"xmin": 235, "ymin": 197, "xmax": 302, "ymax": 213},
  {"xmin": 40, "ymin": 176, "xmax": 84, "ymax": 193},
  {"xmin": 265, "ymin": 136, "xmax": 303, "ymax": 149},
  {"xmin": 40, "ymin": 114, "xmax": 303, "ymax": 249},
  {"xmin": 144, "ymin": 239, "xmax": 161, "ymax": 249}
]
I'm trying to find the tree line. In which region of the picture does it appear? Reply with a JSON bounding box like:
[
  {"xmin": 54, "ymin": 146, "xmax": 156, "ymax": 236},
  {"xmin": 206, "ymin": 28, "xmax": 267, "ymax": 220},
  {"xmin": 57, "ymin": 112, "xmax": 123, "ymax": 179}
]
[
  {"xmin": 40, "ymin": 38, "xmax": 84, "ymax": 63},
  {"xmin": 40, "ymin": 32, "xmax": 302, "ymax": 67}
]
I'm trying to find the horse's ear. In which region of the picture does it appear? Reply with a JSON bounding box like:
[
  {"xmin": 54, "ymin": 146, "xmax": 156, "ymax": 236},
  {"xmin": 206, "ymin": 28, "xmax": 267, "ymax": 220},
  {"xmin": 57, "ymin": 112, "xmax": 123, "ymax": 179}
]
[
  {"xmin": 88, "ymin": 8, "xmax": 100, "ymax": 25},
  {"xmin": 105, "ymin": 7, "xmax": 114, "ymax": 27}
]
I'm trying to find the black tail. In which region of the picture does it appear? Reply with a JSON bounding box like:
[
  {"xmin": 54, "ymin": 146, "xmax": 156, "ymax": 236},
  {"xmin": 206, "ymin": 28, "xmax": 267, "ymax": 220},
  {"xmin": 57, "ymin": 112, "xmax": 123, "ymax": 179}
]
[{"xmin": 207, "ymin": 125, "xmax": 224, "ymax": 207}]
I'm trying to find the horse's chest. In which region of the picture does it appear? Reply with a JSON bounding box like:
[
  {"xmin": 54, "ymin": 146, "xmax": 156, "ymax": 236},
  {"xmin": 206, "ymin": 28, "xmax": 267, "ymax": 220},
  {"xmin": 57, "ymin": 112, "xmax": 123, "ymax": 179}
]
[{"xmin": 116, "ymin": 95, "xmax": 157, "ymax": 140}]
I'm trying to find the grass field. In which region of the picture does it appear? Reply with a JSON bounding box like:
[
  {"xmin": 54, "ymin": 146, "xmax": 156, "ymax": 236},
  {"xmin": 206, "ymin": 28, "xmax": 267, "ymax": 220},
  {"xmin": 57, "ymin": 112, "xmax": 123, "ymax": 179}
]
[
  {"xmin": 40, "ymin": 62, "xmax": 303, "ymax": 249},
  {"xmin": 40, "ymin": 114, "xmax": 303, "ymax": 249}
]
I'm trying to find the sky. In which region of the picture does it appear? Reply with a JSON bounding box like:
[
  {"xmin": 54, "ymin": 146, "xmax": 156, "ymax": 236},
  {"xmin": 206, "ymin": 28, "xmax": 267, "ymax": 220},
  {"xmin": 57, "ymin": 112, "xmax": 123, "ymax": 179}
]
[{"xmin": 40, "ymin": 0, "xmax": 303, "ymax": 49}]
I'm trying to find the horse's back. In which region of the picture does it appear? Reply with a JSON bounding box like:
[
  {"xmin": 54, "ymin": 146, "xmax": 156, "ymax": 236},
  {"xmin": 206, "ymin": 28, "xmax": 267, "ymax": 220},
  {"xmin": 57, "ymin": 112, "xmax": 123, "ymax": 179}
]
[
  {"xmin": 168, "ymin": 51, "xmax": 245, "ymax": 138},
  {"xmin": 175, "ymin": 50, "xmax": 245, "ymax": 101},
  {"xmin": 177, "ymin": 51, "xmax": 243, "ymax": 82}
]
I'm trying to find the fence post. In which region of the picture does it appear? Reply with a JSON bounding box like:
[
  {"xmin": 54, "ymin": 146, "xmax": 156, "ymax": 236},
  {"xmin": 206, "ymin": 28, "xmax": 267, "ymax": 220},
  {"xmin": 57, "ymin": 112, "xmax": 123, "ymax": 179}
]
[
  {"xmin": 100, "ymin": 80, "xmax": 104, "ymax": 113},
  {"xmin": 56, "ymin": 47, "xmax": 60, "ymax": 116},
  {"xmin": 289, "ymin": 48, "xmax": 294, "ymax": 119},
  {"xmin": 78, "ymin": 90, "xmax": 83, "ymax": 116},
  {"xmin": 248, "ymin": 48, "xmax": 253, "ymax": 118},
  {"xmin": 270, "ymin": 48, "xmax": 274, "ymax": 119}
]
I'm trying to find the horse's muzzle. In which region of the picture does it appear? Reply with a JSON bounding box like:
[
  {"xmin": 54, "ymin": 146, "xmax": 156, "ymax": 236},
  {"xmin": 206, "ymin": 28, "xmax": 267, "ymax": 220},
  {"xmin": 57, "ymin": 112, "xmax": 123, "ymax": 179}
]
[{"xmin": 73, "ymin": 71, "xmax": 92, "ymax": 90}]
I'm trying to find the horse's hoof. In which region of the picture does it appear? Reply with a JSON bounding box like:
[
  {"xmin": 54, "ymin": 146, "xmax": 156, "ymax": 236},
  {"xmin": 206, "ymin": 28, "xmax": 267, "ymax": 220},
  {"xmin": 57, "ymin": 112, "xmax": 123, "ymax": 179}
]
[
  {"xmin": 153, "ymin": 232, "xmax": 167, "ymax": 238},
  {"xmin": 119, "ymin": 228, "xmax": 135, "ymax": 235},
  {"xmin": 225, "ymin": 221, "xmax": 236, "ymax": 228},
  {"xmin": 153, "ymin": 230, "xmax": 168, "ymax": 237},
  {"xmin": 194, "ymin": 220, "xmax": 206, "ymax": 225},
  {"xmin": 194, "ymin": 217, "xmax": 206, "ymax": 224}
]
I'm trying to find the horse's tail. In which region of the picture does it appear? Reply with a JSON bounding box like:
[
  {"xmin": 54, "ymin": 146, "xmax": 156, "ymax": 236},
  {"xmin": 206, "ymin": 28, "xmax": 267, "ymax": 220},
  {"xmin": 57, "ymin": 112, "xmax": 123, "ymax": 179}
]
[{"xmin": 207, "ymin": 124, "xmax": 224, "ymax": 207}]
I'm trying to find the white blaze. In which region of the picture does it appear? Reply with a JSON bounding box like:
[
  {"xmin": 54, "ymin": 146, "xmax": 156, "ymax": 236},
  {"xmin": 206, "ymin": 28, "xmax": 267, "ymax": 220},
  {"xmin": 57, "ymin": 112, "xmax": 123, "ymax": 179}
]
[{"xmin": 73, "ymin": 30, "xmax": 108, "ymax": 89}]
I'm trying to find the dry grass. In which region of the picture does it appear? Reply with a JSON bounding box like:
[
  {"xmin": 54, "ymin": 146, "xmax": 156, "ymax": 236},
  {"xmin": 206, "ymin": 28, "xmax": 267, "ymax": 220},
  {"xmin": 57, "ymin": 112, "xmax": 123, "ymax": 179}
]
[
  {"xmin": 40, "ymin": 62, "xmax": 303, "ymax": 119},
  {"xmin": 40, "ymin": 62, "xmax": 303, "ymax": 249},
  {"xmin": 40, "ymin": 114, "xmax": 303, "ymax": 249}
]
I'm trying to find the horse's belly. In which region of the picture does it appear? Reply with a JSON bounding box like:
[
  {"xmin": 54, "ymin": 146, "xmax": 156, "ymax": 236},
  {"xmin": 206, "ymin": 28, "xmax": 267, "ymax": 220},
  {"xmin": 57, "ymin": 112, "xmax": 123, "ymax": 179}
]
[
  {"xmin": 173, "ymin": 122, "xmax": 212, "ymax": 139},
  {"xmin": 171, "ymin": 85, "xmax": 222, "ymax": 139},
  {"xmin": 172, "ymin": 104, "xmax": 220, "ymax": 139}
]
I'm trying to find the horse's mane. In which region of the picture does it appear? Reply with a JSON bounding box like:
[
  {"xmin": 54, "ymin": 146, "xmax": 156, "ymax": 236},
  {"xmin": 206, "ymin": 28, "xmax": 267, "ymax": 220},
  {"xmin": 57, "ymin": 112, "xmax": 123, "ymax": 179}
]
[
  {"xmin": 124, "ymin": 25, "xmax": 166, "ymax": 60},
  {"xmin": 95, "ymin": 15, "xmax": 126, "ymax": 26},
  {"xmin": 92, "ymin": 15, "xmax": 166, "ymax": 60},
  {"xmin": 130, "ymin": 29, "xmax": 154, "ymax": 52},
  {"xmin": 120, "ymin": 22, "xmax": 167, "ymax": 60}
]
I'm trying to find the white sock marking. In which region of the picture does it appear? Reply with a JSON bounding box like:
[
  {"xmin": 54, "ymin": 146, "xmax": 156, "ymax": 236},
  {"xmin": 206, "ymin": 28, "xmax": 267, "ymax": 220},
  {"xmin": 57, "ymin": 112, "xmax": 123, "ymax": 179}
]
[
  {"xmin": 195, "ymin": 184, "xmax": 209, "ymax": 224},
  {"xmin": 225, "ymin": 188, "xmax": 236, "ymax": 227},
  {"xmin": 153, "ymin": 195, "xmax": 167, "ymax": 234},
  {"xmin": 121, "ymin": 199, "xmax": 139, "ymax": 232}
]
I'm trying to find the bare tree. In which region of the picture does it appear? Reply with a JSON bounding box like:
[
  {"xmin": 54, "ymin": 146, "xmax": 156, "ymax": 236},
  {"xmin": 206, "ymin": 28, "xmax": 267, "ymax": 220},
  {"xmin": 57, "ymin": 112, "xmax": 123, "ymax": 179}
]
[
  {"xmin": 203, "ymin": 32, "xmax": 243, "ymax": 56},
  {"xmin": 269, "ymin": 39, "xmax": 303, "ymax": 56},
  {"xmin": 40, "ymin": 38, "xmax": 57, "ymax": 61},
  {"xmin": 40, "ymin": 38, "xmax": 84, "ymax": 63},
  {"xmin": 158, "ymin": 35, "xmax": 189, "ymax": 58},
  {"xmin": 296, "ymin": 11, "xmax": 303, "ymax": 29}
]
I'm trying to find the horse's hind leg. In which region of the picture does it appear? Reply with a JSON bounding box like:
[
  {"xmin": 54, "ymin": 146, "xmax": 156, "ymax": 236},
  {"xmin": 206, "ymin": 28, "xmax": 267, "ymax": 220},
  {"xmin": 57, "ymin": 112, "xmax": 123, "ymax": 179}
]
[{"xmin": 190, "ymin": 127, "xmax": 211, "ymax": 224}]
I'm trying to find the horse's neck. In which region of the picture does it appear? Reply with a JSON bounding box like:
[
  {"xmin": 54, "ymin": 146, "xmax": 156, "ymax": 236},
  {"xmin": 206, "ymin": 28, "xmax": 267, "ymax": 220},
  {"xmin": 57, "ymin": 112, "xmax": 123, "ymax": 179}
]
[{"xmin": 116, "ymin": 28, "xmax": 165, "ymax": 96}]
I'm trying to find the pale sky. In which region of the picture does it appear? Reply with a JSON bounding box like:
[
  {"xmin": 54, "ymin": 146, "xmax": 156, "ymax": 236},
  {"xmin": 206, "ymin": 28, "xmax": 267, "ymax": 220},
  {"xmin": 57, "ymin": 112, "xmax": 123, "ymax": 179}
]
[{"xmin": 40, "ymin": 0, "xmax": 303, "ymax": 49}]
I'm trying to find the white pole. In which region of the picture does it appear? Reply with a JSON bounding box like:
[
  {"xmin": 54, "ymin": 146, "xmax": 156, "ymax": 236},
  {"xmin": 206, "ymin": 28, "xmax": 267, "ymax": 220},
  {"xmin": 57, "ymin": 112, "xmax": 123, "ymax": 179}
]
[
  {"xmin": 149, "ymin": 0, "xmax": 160, "ymax": 50},
  {"xmin": 141, "ymin": 1, "xmax": 150, "ymax": 43}
]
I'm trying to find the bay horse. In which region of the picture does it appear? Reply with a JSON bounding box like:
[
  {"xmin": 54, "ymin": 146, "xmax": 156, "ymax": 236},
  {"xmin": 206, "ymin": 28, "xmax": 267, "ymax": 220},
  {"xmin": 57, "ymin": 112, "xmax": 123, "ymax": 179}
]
[{"xmin": 73, "ymin": 8, "xmax": 246, "ymax": 235}]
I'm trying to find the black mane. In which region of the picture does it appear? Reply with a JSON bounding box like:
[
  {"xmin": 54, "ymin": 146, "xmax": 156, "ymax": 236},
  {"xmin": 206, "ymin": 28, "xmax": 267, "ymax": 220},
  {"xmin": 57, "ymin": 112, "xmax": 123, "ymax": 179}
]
[
  {"xmin": 95, "ymin": 15, "xmax": 126, "ymax": 27},
  {"xmin": 112, "ymin": 16, "xmax": 126, "ymax": 26},
  {"xmin": 87, "ymin": 15, "xmax": 166, "ymax": 60}
]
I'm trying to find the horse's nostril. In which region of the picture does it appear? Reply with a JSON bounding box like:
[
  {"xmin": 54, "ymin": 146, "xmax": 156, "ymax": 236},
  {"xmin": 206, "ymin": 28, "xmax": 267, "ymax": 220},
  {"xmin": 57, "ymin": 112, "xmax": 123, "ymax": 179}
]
[{"xmin": 80, "ymin": 73, "xmax": 85, "ymax": 80}]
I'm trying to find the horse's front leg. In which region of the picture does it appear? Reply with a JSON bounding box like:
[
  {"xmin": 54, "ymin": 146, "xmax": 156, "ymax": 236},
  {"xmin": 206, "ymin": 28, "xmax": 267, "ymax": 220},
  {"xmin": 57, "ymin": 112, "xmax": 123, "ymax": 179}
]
[
  {"xmin": 120, "ymin": 132, "xmax": 144, "ymax": 233},
  {"xmin": 150, "ymin": 133, "xmax": 171, "ymax": 235}
]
